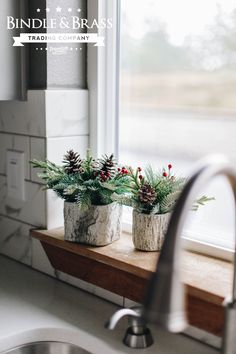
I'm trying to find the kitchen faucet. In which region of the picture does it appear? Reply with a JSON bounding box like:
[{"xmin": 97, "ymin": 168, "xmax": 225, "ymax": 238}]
[
  {"xmin": 107, "ymin": 156, "xmax": 236, "ymax": 353},
  {"xmin": 105, "ymin": 307, "xmax": 153, "ymax": 348}
]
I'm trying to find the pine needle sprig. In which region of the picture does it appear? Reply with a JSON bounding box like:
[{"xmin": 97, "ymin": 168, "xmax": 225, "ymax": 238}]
[
  {"xmin": 30, "ymin": 159, "xmax": 65, "ymax": 188},
  {"xmin": 30, "ymin": 150, "xmax": 132, "ymax": 209},
  {"xmin": 159, "ymin": 190, "xmax": 182, "ymax": 214},
  {"xmin": 30, "ymin": 154, "xmax": 214, "ymax": 213},
  {"xmin": 192, "ymin": 195, "xmax": 215, "ymax": 211},
  {"xmin": 81, "ymin": 149, "xmax": 96, "ymax": 179},
  {"xmin": 118, "ymin": 164, "xmax": 214, "ymax": 215},
  {"xmin": 30, "ymin": 159, "xmax": 63, "ymax": 175}
]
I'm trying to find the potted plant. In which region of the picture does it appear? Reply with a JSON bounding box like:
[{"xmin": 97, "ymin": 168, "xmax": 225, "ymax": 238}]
[
  {"xmin": 30, "ymin": 150, "xmax": 130, "ymax": 246},
  {"xmin": 114, "ymin": 164, "xmax": 213, "ymax": 251}
]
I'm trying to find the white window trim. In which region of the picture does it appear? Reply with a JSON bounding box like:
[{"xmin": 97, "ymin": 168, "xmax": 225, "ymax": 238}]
[
  {"xmin": 87, "ymin": 0, "xmax": 120, "ymax": 158},
  {"xmin": 123, "ymin": 218, "xmax": 233, "ymax": 262},
  {"xmin": 87, "ymin": 0, "xmax": 233, "ymax": 263},
  {"xmin": 182, "ymin": 235, "xmax": 234, "ymax": 262}
]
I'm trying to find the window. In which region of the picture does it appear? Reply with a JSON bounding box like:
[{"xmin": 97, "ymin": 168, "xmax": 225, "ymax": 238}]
[{"xmin": 118, "ymin": 0, "xmax": 236, "ymax": 256}]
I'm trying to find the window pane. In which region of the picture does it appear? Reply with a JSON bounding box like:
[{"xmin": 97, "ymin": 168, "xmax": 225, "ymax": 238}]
[{"xmin": 119, "ymin": 0, "xmax": 236, "ymax": 250}]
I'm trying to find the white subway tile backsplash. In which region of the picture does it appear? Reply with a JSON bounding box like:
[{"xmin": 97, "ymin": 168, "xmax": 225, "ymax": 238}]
[
  {"xmin": 0, "ymin": 175, "xmax": 46, "ymax": 227},
  {"xmin": 123, "ymin": 298, "xmax": 141, "ymax": 309},
  {"xmin": 56, "ymin": 271, "xmax": 95, "ymax": 294},
  {"xmin": 0, "ymin": 88, "xmax": 128, "ymax": 308},
  {"xmin": 45, "ymin": 90, "xmax": 89, "ymax": 137},
  {"xmin": 47, "ymin": 135, "xmax": 89, "ymax": 163},
  {"xmin": 30, "ymin": 137, "xmax": 46, "ymax": 183},
  {"xmin": 0, "ymin": 216, "xmax": 32, "ymax": 266},
  {"xmin": 93, "ymin": 286, "xmax": 124, "ymax": 306},
  {"xmin": 0, "ymin": 91, "xmax": 46, "ymax": 137},
  {"xmin": 0, "ymin": 133, "xmax": 30, "ymax": 179},
  {"xmin": 46, "ymin": 190, "xmax": 64, "ymax": 229},
  {"xmin": 32, "ymin": 238, "xmax": 55, "ymax": 276},
  {"xmin": 0, "ymin": 90, "xmax": 89, "ymax": 138}
]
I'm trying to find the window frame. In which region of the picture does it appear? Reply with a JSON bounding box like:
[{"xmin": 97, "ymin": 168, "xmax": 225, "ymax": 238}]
[
  {"xmin": 87, "ymin": 0, "xmax": 233, "ymax": 262},
  {"xmin": 87, "ymin": 0, "xmax": 120, "ymax": 158}
]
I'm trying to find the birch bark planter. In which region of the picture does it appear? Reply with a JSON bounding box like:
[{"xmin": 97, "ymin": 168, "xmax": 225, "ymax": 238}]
[
  {"xmin": 132, "ymin": 210, "xmax": 170, "ymax": 251},
  {"xmin": 64, "ymin": 202, "xmax": 122, "ymax": 246}
]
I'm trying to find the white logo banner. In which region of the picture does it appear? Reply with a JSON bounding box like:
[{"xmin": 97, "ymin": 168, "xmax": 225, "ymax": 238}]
[{"xmin": 13, "ymin": 33, "xmax": 105, "ymax": 47}]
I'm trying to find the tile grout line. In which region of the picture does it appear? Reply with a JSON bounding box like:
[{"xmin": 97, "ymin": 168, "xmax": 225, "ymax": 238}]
[
  {"xmin": 0, "ymin": 173, "xmax": 45, "ymax": 186},
  {"xmin": 0, "ymin": 131, "xmax": 89, "ymax": 139},
  {"xmin": 0, "ymin": 213, "xmax": 43, "ymax": 229}
]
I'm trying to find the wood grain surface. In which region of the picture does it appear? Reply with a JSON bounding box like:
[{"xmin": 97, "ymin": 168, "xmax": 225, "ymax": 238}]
[{"xmin": 32, "ymin": 228, "xmax": 233, "ymax": 336}]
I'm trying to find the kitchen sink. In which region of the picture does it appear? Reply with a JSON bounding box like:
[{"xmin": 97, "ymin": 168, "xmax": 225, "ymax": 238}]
[{"xmin": 1, "ymin": 341, "xmax": 92, "ymax": 354}]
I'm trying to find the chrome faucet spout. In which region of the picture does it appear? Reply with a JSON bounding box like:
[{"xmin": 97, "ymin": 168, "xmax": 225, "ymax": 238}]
[{"xmin": 143, "ymin": 155, "xmax": 236, "ymax": 354}]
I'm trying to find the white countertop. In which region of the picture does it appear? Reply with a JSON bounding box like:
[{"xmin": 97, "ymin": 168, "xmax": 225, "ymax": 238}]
[{"xmin": 0, "ymin": 255, "xmax": 218, "ymax": 354}]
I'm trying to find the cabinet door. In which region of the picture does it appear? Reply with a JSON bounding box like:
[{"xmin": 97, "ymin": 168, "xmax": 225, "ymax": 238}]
[{"xmin": 0, "ymin": 0, "xmax": 25, "ymax": 101}]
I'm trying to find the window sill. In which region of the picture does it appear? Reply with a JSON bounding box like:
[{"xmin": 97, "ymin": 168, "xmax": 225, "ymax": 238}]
[{"xmin": 31, "ymin": 228, "xmax": 232, "ymax": 337}]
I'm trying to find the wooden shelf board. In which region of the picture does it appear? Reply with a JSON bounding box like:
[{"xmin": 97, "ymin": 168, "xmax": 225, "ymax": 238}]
[{"xmin": 31, "ymin": 228, "xmax": 233, "ymax": 337}]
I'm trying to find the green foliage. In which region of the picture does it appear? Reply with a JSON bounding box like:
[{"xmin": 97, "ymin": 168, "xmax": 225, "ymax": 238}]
[
  {"xmin": 30, "ymin": 159, "xmax": 66, "ymax": 188},
  {"xmin": 30, "ymin": 155, "xmax": 214, "ymax": 214},
  {"xmin": 30, "ymin": 150, "xmax": 130, "ymax": 210},
  {"xmin": 192, "ymin": 195, "xmax": 215, "ymax": 211},
  {"xmin": 160, "ymin": 191, "xmax": 182, "ymax": 214},
  {"xmin": 113, "ymin": 164, "xmax": 213, "ymax": 215}
]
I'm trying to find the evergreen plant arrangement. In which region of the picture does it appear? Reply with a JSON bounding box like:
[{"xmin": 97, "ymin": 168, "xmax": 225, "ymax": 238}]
[
  {"xmin": 30, "ymin": 150, "xmax": 130, "ymax": 246},
  {"xmin": 113, "ymin": 164, "xmax": 213, "ymax": 251}
]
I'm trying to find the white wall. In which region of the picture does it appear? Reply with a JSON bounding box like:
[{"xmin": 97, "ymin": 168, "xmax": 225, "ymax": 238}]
[{"xmin": 0, "ymin": 0, "xmax": 89, "ymax": 266}]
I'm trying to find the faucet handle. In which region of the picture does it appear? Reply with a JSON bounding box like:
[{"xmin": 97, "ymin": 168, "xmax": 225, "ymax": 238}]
[{"xmin": 105, "ymin": 306, "xmax": 153, "ymax": 349}]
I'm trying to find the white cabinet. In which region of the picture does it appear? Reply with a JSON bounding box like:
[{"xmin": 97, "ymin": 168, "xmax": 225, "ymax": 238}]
[{"xmin": 0, "ymin": 0, "xmax": 26, "ymax": 101}]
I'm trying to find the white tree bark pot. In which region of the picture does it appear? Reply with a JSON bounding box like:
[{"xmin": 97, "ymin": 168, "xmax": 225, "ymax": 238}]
[
  {"xmin": 64, "ymin": 202, "xmax": 122, "ymax": 246},
  {"xmin": 132, "ymin": 210, "xmax": 171, "ymax": 251}
]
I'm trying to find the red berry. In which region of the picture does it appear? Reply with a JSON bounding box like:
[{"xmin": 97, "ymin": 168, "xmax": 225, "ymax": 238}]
[
  {"xmin": 107, "ymin": 172, "xmax": 111, "ymax": 177},
  {"xmin": 138, "ymin": 167, "xmax": 142, "ymax": 172},
  {"xmin": 118, "ymin": 168, "xmax": 121, "ymax": 172},
  {"xmin": 168, "ymin": 164, "xmax": 172, "ymax": 169},
  {"xmin": 163, "ymin": 171, "xmax": 168, "ymax": 177},
  {"xmin": 139, "ymin": 175, "xmax": 143, "ymax": 180}
]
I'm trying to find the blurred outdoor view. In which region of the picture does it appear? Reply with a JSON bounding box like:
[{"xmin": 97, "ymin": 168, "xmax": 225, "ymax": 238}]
[{"xmin": 119, "ymin": 0, "xmax": 236, "ymax": 249}]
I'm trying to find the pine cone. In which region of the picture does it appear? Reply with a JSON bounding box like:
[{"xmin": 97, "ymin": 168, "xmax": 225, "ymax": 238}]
[
  {"xmin": 99, "ymin": 154, "xmax": 116, "ymax": 177},
  {"xmin": 139, "ymin": 183, "xmax": 157, "ymax": 204},
  {"xmin": 63, "ymin": 150, "xmax": 82, "ymax": 174}
]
